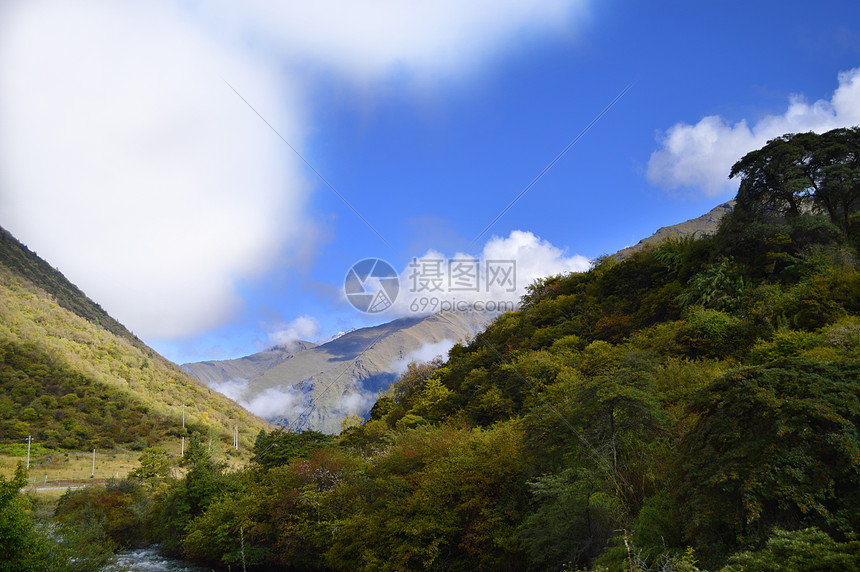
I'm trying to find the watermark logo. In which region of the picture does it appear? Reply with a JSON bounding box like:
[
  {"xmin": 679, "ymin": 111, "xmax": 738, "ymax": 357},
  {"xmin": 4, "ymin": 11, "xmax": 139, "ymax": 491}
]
[
  {"xmin": 345, "ymin": 257, "xmax": 518, "ymax": 315},
  {"xmin": 344, "ymin": 258, "xmax": 400, "ymax": 313}
]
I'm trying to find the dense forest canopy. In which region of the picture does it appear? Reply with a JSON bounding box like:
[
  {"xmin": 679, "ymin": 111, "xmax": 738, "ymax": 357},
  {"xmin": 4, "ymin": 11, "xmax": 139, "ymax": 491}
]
[{"xmin": 5, "ymin": 128, "xmax": 860, "ymax": 570}]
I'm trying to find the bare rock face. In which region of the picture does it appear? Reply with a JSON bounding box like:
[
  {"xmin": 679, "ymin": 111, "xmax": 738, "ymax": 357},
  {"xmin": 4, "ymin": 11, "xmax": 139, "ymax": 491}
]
[
  {"xmin": 180, "ymin": 341, "xmax": 317, "ymax": 386},
  {"xmin": 613, "ymin": 201, "xmax": 735, "ymax": 260}
]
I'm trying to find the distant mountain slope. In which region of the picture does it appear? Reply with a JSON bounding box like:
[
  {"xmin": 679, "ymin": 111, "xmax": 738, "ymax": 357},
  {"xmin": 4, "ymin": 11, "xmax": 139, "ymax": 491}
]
[
  {"xmin": 181, "ymin": 341, "xmax": 317, "ymax": 386},
  {"xmin": 0, "ymin": 226, "xmax": 271, "ymax": 450},
  {"xmin": 184, "ymin": 311, "xmax": 491, "ymax": 433},
  {"xmin": 614, "ymin": 201, "xmax": 735, "ymax": 260}
]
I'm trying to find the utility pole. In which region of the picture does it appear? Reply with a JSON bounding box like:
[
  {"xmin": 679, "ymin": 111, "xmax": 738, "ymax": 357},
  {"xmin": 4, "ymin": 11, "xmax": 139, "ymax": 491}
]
[
  {"xmin": 26, "ymin": 436, "xmax": 31, "ymax": 470},
  {"xmin": 181, "ymin": 436, "xmax": 185, "ymax": 457},
  {"xmin": 240, "ymin": 526, "xmax": 247, "ymax": 572}
]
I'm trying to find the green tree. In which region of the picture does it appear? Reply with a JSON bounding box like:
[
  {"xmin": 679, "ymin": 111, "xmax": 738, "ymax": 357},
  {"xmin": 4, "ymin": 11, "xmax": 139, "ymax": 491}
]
[
  {"xmin": 154, "ymin": 435, "xmax": 231, "ymax": 555},
  {"xmin": 0, "ymin": 464, "xmax": 43, "ymax": 571},
  {"xmin": 520, "ymin": 467, "xmax": 624, "ymax": 570},
  {"xmin": 730, "ymin": 128, "xmax": 860, "ymax": 235},
  {"xmin": 676, "ymin": 359, "xmax": 860, "ymax": 563},
  {"xmin": 722, "ymin": 527, "xmax": 860, "ymax": 572},
  {"xmin": 390, "ymin": 358, "xmax": 443, "ymax": 409},
  {"xmin": 251, "ymin": 428, "xmax": 333, "ymax": 470},
  {"xmin": 128, "ymin": 447, "xmax": 172, "ymax": 482}
]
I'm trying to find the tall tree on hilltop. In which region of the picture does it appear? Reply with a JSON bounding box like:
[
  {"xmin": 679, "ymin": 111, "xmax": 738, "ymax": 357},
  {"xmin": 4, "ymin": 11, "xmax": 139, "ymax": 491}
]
[{"xmin": 730, "ymin": 127, "xmax": 860, "ymax": 235}]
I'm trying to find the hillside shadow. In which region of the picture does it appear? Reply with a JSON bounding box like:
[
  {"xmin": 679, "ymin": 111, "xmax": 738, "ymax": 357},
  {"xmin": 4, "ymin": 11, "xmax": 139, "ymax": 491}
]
[{"xmin": 322, "ymin": 316, "xmax": 424, "ymax": 361}]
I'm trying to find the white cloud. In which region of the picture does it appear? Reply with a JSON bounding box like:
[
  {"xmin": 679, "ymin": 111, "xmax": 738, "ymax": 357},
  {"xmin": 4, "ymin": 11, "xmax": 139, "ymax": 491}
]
[
  {"xmin": 360, "ymin": 230, "xmax": 590, "ymax": 319},
  {"xmin": 206, "ymin": 377, "xmax": 251, "ymax": 404},
  {"xmin": 484, "ymin": 230, "xmax": 591, "ymax": 283},
  {"xmin": 206, "ymin": 376, "xmax": 306, "ymax": 419},
  {"xmin": 339, "ymin": 381, "xmax": 378, "ymax": 416},
  {"xmin": 244, "ymin": 385, "xmax": 306, "ymax": 419},
  {"xmin": 267, "ymin": 315, "xmax": 320, "ymax": 348},
  {"xmin": 0, "ymin": 1, "xmax": 308, "ymax": 338},
  {"xmin": 0, "ymin": 0, "xmax": 588, "ymax": 341},
  {"xmin": 647, "ymin": 67, "xmax": 860, "ymax": 196},
  {"xmin": 390, "ymin": 339, "xmax": 457, "ymax": 375},
  {"xmin": 193, "ymin": 0, "xmax": 587, "ymax": 81}
]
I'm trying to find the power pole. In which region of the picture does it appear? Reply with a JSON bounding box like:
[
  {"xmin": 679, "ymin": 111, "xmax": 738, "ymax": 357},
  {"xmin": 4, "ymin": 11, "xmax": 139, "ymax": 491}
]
[
  {"xmin": 181, "ymin": 436, "xmax": 185, "ymax": 457},
  {"xmin": 26, "ymin": 436, "xmax": 31, "ymax": 470},
  {"xmin": 240, "ymin": 526, "xmax": 247, "ymax": 572}
]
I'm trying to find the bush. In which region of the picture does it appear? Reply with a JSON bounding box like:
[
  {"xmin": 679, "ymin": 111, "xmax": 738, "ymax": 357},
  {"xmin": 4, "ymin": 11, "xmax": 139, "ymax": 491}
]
[
  {"xmin": 680, "ymin": 307, "xmax": 745, "ymax": 357},
  {"xmin": 748, "ymin": 329, "xmax": 823, "ymax": 363},
  {"xmin": 722, "ymin": 528, "xmax": 860, "ymax": 571}
]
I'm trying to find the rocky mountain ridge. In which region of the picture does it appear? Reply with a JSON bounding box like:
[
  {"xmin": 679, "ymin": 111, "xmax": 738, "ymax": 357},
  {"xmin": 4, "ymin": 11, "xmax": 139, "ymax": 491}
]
[
  {"xmin": 183, "ymin": 311, "xmax": 492, "ymax": 433},
  {"xmin": 613, "ymin": 201, "xmax": 735, "ymax": 260}
]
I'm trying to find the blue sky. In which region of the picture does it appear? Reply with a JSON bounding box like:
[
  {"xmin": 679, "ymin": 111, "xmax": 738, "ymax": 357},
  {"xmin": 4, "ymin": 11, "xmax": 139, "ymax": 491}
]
[{"xmin": 2, "ymin": 1, "xmax": 859, "ymax": 364}]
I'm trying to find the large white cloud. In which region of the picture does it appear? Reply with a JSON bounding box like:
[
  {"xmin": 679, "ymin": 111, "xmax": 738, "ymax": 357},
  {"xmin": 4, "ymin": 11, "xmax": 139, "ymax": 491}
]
[
  {"xmin": 0, "ymin": 1, "xmax": 307, "ymax": 338},
  {"xmin": 194, "ymin": 0, "xmax": 586, "ymax": 80},
  {"xmin": 0, "ymin": 0, "xmax": 588, "ymax": 341},
  {"xmin": 647, "ymin": 67, "xmax": 860, "ymax": 196}
]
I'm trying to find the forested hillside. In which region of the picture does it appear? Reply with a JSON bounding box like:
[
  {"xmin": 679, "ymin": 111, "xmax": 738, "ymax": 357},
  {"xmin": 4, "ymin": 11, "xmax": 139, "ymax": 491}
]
[
  {"xmin": 0, "ymin": 230, "xmax": 271, "ymax": 452},
  {"xmin": 17, "ymin": 128, "xmax": 860, "ymax": 570},
  {"xmin": 0, "ymin": 227, "xmax": 145, "ymax": 350}
]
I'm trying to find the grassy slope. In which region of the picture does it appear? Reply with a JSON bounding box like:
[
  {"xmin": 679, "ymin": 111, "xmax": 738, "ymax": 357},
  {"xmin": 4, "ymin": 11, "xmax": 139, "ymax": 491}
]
[
  {"xmin": 0, "ymin": 226, "xmax": 146, "ymax": 350},
  {"xmin": 0, "ymin": 229, "xmax": 271, "ymax": 455}
]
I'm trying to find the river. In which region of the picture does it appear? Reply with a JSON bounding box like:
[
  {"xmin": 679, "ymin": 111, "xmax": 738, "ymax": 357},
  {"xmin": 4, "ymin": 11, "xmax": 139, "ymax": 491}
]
[{"xmin": 102, "ymin": 546, "xmax": 214, "ymax": 571}]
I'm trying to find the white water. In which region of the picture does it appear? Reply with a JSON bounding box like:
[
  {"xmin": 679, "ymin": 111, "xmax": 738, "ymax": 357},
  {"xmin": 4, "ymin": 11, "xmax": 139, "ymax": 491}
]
[{"xmin": 102, "ymin": 546, "xmax": 212, "ymax": 571}]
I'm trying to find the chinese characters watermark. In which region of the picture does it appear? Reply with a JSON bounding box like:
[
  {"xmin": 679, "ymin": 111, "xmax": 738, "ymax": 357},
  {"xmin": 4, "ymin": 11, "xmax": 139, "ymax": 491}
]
[{"xmin": 345, "ymin": 257, "xmax": 517, "ymax": 314}]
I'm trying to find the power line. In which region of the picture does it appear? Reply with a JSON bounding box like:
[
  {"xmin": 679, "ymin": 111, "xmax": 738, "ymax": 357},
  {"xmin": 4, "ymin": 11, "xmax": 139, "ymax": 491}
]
[
  {"xmin": 470, "ymin": 81, "xmax": 635, "ymax": 250},
  {"xmin": 220, "ymin": 77, "xmax": 392, "ymax": 250}
]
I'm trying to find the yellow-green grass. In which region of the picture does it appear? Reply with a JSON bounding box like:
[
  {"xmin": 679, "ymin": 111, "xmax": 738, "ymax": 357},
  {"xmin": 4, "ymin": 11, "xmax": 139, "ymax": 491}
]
[{"xmin": 2, "ymin": 440, "xmax": 252, "ymax": 492}]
